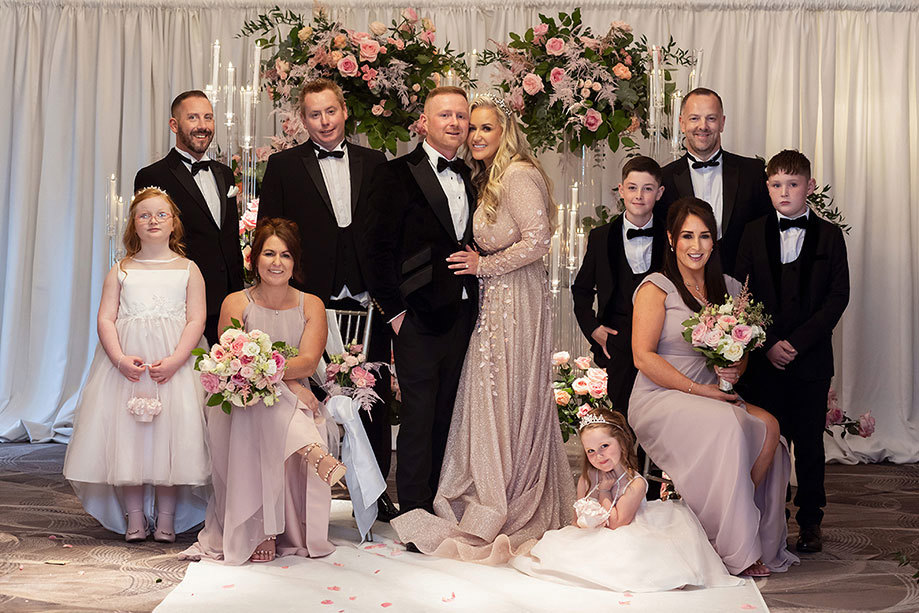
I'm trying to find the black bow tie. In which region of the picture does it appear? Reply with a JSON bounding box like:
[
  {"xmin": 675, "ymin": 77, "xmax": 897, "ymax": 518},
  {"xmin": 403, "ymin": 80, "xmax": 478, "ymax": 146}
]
[
  {"xmin": 779, "ymin": 216, "xmax": 808, "ymax": 232},
  {"xmin": 313, "ymin": 143, "xmax": 345, "ymax": 159},
  {"xmin": 626, "ymin": 227, "xmax": 655, "ymax": 240},
  {"xmin": 189, "ymin": 160, "xmax": 211, "ymax": 176},
  {"xmin": 437, "ymin": 157, "xmax": 466, "ymax": 174},
  {"xmin": 688, "ymin": 150, "xmax": 722, "ymax": 169}
]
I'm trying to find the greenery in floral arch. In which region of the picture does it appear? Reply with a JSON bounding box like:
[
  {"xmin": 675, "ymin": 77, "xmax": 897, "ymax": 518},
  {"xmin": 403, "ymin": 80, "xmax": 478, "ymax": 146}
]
[
  {"xmin": 240, "ymin": 5, "xmax": 473, "ymax": 155},
  {"xmin": 480, "ymin": 9, "xmax": 691, "ymax": 155}
]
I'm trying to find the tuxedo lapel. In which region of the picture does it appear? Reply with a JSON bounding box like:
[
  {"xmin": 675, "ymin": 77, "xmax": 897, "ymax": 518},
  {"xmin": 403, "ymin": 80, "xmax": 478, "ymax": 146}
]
[
  {"xmin": 347, "ymin": 142, "xmax": 362, "ymax": 215},
  {"xmin": 212, "ymin": 164, "xmax": 228, "ymax": 225},
  {"xmin": 721, "ymin": 152, "xmax": 740, "ymax": 232},
  {"xmin": 460, "ymin": 168, "xmax": 476, "ymax": 246},
  {"xmin": 673, "ymin": 156, "xmax": 694, "ymax": 199},
  {"xmin": 650, "ymin": 221, "xmax": 666, "ymax": 271},
  {"xmin": 764, "ymin": 214, "xmax": 782, "ymax": 306},
  {"xmin": 167, "ymin": 150, "xmax": 217, "ymax": 229},
  {"xmin": 797, "ymin": 213, "xmax": 822, "ymax": 297},
  {"xmin": 301, "ymin": 144, "xmax": 335, "ymax": 218},
  {"xmin": 407, "ymin": 145, "xmax": 456, "ymax": 242}
]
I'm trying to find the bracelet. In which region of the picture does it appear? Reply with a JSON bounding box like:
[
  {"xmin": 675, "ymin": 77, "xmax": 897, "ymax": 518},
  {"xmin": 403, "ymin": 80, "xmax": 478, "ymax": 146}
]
[
  {"xmin": 687, "ymin": 381, "xmax": 694, "ymax": 394},
  {"xmin": 116, "ymin": 355, "xmax": 126, "ymax": 370}
]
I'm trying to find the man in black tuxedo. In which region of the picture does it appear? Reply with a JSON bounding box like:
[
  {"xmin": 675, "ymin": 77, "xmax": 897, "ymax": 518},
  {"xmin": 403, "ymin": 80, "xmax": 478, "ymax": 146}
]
[
  {"xmin": 736, "ymin": 150, "xmax": 849, "ymax": 554},
  {"xmin": 572, "ymin": 156, "xmax": 667, "ymax": 414},
  {"xmin": 365, "ymin": 87, "xmax": 478, "ymax": 518},
  {"xmin": 134, "ymin": 90, "xmax": 244, "ymax": 345},
  {"xmin": 658, "ymin": 88, "xmax": 772, "ymax": 276},
  {"xmin": 257, "ymin": 79, "xmax": 396, "ymax": 520}
]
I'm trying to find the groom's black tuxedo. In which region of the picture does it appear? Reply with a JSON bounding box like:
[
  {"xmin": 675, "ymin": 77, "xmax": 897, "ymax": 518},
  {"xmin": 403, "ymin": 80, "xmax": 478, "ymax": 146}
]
[
  {"xmin": 736, "ymin": 211, "xmax": 849, "ymax": 528},
  {"xmin": 571, "ymin": 216, "xmax": 666, "ymax": 414},
  {"xmin": 134, "ymin": 149, "xmax": 244, "ymax": 344},
  {"xmin": 658, "ymin": 151, "xmax": 771, "ymax": 276},
  {"xmin": 365, "ymin": 142, "xmax": 478, "ymax": 513},
  {"xmin": 258, "ymin": 139, "xmax": 394, "ymax": 483}
]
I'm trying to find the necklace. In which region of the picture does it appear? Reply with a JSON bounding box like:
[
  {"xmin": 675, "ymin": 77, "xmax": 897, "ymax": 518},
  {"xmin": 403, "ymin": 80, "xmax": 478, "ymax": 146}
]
[
  {"xmin": 253, "ymin": 286, "xmax": 291, "ymax": 314},
  {"xmin": 133, "ymin": 256, "xmax": 180, "ymax": 263},
  {"xmin": 684, "ymin": 279, "xmax": 706, "ymax": 300}
]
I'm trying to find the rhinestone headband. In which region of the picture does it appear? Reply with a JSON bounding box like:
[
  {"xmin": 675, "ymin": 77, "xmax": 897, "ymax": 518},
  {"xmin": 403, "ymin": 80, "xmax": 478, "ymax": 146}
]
[
  {"xmin": 578, "ymin": 413, "xmax": 621, "ymax": 431},
  {"xmin": 132, "ymin": 186, "xmax": 168, "ymax": 203},
  {"xmin": 475, "ymin": 93, "xmax": 513, "ymax": 118}
]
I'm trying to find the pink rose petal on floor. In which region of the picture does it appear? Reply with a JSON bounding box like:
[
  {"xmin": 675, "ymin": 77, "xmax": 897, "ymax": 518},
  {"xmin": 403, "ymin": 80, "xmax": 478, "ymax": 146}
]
[
  {"xmin": 48, "ymin": 535, "xmax": 57, "ymax": 539},
  {"xmin": 222, "ymin": 584, "xmax": 234, "ymax": 589},
  {"xmin": 741, "ymin": 606, "xmax": 757, "ymax": 610},
  {"xmin": 618, "ymin": 602, "xmax": 631, "ymax": 606},
  {"xmin": 349, "ymin": 596, "xmax": 357, "ymax": 601},
  {"xmin": 281, "ymin": 566, "xmax": 289, "ymax": 569},
  {"xmin": 321, "ymin": 600, "xmax": 333, "ymax": 605},
  {"xmin": 333, "ymin": 562, "xmax": 344, "ymax": 567},
  {"xmin": 390, "ymin": 550, "xmax": 403, "ymax": 556},
  {"xmin": 364, "ymin": 543, "xmax": 386, "ymax": 550},
  {"xmin": 442, "ymin": 592, "xmax": 456, "ymax": 602},
  {"xmin": 373, "ymin": 569, "xmax": 381, "ymax": 574},
  {"xmin": 327, "ymin": 586, "xmax": 341, "ymax": 591},
  {"xmin": 18, "ymin": 565, "xmax": 23, "ymax": 570},
  {"xmin": 63, "ymin": 544, "xmax": 73, "ymax": 548},
  {"xmin": 393, "ymin": 540, "xmax": 403, "ymax": 545},
  {"xmin": 381, "ymin": 604, "xmax": 393, "ymax": 608},
  {"xmin": 623, "ymin": 592, "xmax": 634, "ymax": 597}
]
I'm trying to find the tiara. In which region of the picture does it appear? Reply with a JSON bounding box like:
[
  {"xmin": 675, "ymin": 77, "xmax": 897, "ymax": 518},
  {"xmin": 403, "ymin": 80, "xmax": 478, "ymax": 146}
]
[
  {"xmin": 132, "ymin": 186, "xmax": 169, "ymax": 202},
  {"xmin": 475, "ymin": 93, "xmax": 513, "ymax": 118},
  {"xmin": 578, "ymin": 414, "xmax": 620, "ymax": 431}
]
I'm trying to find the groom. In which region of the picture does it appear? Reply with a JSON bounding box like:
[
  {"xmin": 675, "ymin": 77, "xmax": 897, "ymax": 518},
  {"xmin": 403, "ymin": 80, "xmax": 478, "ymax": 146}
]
[
  {"xmin": 365, "ymin": 86, "xmax": 478, "ymax": 519},
  {"xmin": 134, "ymin": 90, "xmax": 244, "ymax": 345}
]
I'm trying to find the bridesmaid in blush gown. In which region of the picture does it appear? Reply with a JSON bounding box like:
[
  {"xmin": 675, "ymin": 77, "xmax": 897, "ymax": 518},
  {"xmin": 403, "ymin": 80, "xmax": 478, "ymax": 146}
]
[
  {"xmin": 180, "ymin": 218, "xmax": 345, "ymax": 565},
  {"xmin": 391, "ymin": 94, "xmax": 576, "ymax": 564},
  {"xmin": 629, "ymin": 197, "xmax": 798, "ymax": 577}
]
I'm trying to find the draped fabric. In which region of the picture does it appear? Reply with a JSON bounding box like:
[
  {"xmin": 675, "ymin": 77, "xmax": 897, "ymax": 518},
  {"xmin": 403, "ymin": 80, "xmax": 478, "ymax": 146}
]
[{"xmin": 1, "ymin": 0, "xmax": 917, "ymax": 463}]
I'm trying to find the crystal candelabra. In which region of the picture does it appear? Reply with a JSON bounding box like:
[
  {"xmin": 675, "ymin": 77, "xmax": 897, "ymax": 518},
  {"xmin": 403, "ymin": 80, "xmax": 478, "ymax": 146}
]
[{"xmin": 106, "ymin": 173, "xmax": 127, "ymax": 267}]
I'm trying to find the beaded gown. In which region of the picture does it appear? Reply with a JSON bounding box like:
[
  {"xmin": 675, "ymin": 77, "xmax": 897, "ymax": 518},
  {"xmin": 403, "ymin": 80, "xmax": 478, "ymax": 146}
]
[
  {"xmin": 392, "ymin": 162, "xmax": 576, "ymax": 564},
  {"xmin": 628, "ymin": 273, "xmax": 799, "ymax": 574},
  {"xmin": 63, "ymin": 260, "xmax": 210, "ymax": 535}
]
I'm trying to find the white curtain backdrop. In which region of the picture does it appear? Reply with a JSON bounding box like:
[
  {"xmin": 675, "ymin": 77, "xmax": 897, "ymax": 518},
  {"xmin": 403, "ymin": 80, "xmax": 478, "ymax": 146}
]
[{"xmin": 1, "ymin": 0, "xmax": 917, "ymax": 463}]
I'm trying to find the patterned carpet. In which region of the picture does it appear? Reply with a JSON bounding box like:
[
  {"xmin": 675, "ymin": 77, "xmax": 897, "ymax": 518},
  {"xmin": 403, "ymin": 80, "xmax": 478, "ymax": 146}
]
[{"xmin": 0, "ymin": 442, "xmax": 917, "ymax": 612}]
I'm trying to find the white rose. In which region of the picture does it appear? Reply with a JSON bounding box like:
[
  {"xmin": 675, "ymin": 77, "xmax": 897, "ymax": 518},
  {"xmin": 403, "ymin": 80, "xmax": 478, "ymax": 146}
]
[
  {"xmin": 242, "ymin": 342, "xmax": 260, "ymax": 357},
  {"xmin": 199, "ymin": 357, "xmax": 217, "ymax": 372},
  {"xmin": 258, "ymin": 336, "xmax": 271, "ymax": 352},
  {"xmin": 722, "ymin": 340, "xmax": 744, "ymax": 362},
  {"xmin": 265, "ymin": 360, "xmax": 278, "ymax": 376},
  {"xmin": 719, "ymin": 303, "xmax": 733, "ymax": 315},
  {"xmin": 213, "ymin": 362, "xmax": 227, "ymax": 375}
]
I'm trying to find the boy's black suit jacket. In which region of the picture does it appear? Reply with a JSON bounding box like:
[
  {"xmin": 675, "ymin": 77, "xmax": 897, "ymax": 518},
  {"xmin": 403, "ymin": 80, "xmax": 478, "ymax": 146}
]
[
  {"xmin": 735, "ymin": 212, "xmax": 849, "ymax": 381},
  {"xmin": 257, "ymin": 140, "xmax": 387, "ymax": 305},
  {"xmin": 658, "ymin": 150, "xmax": 772, "ymax": 275},
  {"xmin": 364, "ymin": 143, "xmax": 479, "ymax": 333},
  {"xmin": 134, "ymin": 149, "xmax": 244, "ymax": 319},
  {"xmin": 571, "ymin": 215, "xmax": 666, "ymax": 364}
]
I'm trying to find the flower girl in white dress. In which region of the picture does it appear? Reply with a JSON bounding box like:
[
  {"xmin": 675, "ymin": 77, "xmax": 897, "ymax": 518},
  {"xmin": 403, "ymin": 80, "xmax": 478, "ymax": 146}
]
[
  {"xmin": 64, "ymin": 187, "xmax": 210, "ymax": 542},
  {"xmin": 511, "ymin": 409, "xmax": 743, "ymax": 592}
]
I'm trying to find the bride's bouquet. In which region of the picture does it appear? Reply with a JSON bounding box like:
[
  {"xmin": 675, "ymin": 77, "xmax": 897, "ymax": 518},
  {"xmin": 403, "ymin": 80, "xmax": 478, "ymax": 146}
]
[
  {"xmin": 680, "ymin": 281, "xmax": 771, "ymax": 393},
  {"xmin": 192, "ymin": 319, "xmax": 299, "ymax": 414},
  {"xmin": 323, "ymin": 342, "xmax": 385, "ymax": 413}
]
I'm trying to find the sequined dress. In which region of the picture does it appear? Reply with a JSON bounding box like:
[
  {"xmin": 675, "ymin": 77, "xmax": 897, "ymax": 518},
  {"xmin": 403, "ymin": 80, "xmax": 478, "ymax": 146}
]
[
  {"xmin": 63, "ymin": 262, "xmax": 210, "ymax": 535},
  {"xmin": 392, "ymin": 162, "xmax": 576, "ymax": 564}
]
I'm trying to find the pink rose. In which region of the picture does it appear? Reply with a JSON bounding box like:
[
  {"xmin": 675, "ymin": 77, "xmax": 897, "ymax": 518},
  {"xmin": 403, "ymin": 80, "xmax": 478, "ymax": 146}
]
[
  {"xmin": 579, "ymin": 36, "xmax": 599, "ymax": 50},
  {"xmin": 610, "ymin": 20, "xmax": 632, "ymax": 33},
  {"xmin": 731, "ymin": 324, "xmax": 753, "ymax": 345},
  {"xmin": 574, "ymin": 356, "xmax": 591, "ymax": 370},
  {"xmin": 420, "ymin": 30, "xmax": 436, "ymax": 45},
  {"xmin": 333, "ymin": 34, "xmax": 348, "ymax": 49},
  {"xmin": 576, "ymin": 404, "xmax": 592, "ymax": 418},
  {"xmin": 522, "ymin": 72, "xmax": 544, "ymax": 96},
  {"xmin": 421, "ymin": 18, "xmax": 435, "ymax": 32},
  {"xmin": 703, "ymin": 329, "xmax": 724, "ymax": 348},
  {"xmin": 394, "ymin": 38, "xmax": 405, "ymax": 50},
  {"xmin": 359, "ymin": 39, "xmax": 381, "ymax": 62},
  {"xmin": 554, "ymin": 389, "xmax": 571, "ymax": 406},
  {"xmin": 337, "ymin": 54, "xmax": 359, "ymax": 77},
  {"xmin": 572, "ymin": 377, "xmax": 590, "ymax": 395},
  {"xmin": 549, "ymin": 67, "xmax": 565, "ymax": 86},
  {"xmin": 627, "ymin": 115, "xmax": 640, "ymax": 133},
  {"xmin": 350, "ymin": 30, "xmax": 370, "ymax": 45},
  {"xmin": 240, "ymin": 354, "xmax": 253, "ymax": 365},
  {"xmin": 545, "ymin": 37, "xmax": 565, "ymax": 56},
  {"xmin": 275, "ymin": 58, "xmax": 290, "ymax": 80},
  {"xmin": 509, "ymin": 90, "xmax": 524, "ymax": 112},
  {"xmin": 200, "ymin": 372, "xmax": 222, "ymax": 394},
  {"xmin": 624, "ymin": 53, "xmax": 633, "ymax": 66},
  {"xmin": 351, "ymin": 366, "xmax": 370, "ymax": 387},
  {"xmin": 329, "ymin": 51, "xmax": 344, "ymax": 66},
  {"xmin": 349, "ymin": 344, "xmax": 364, "ymax": 354},
  {"xmin": 241, "ymin": 207, "xmax": 258, "ymax": 231},
  {"xmin": 717, "ymin": 315, "xmax": 738, "ymax": 331},
  {"xmin": 230, "ymin": 338, "xmax": 246, "ymax": 356},
  {"xmin": 588, "ymin": 379, "xmax": 606, "ymax": 399},
  {"xmin": 242, "ymin": 245, "xmax": 251, "ymax": 271},
  {"xmin": 344, "ymin": 354, "xmax": 360, "ymax": 367},
  {"xmin": 825, "ymin": 407, "xmax": 844, "ymax": 428},
  {"xmin": 239, "ymin": 365, "xmax": 255, "ymax": 380},
  {"xmin": 255, "ymin": 146, "xmax": 272, "ymax": 163},
  {"xmin": 858, "ymin": 412, "xmax": 875, "ymax": 437},
  {"xmin": 551, "ymin": 351, "xmax": 570, "ymax": 366},
  {"xmin": 211, "ymin": 345, "xmax": 227, "ymax": 361},
  {"xmin": 587, "ymin": 368, "xmax": 607, "ymax": 383},
  {"xmin": 583, "ymin": 108, "xmax": 602, "ymax": 132},
  {"xmin": 580, "ymin": 87, "xmax": 591, "ymax": 98},
  {"xmin": 533, "ymin": 23, "xmax": 549, "ymax": 36},
  {"xmin": 255, "ymin": 376, "xmax": 270, "ymax": 390},
  {"xmin": 231, "ymin": 373, "xmax": 247, "ymax": 387},
  {"xmin": 691, "ymin": 323, "xmax": 708, "ymax": 346},
  {"xmin": 326, "ymin": 362, "xmax": 341, "ymax": 379},
  {"xmin": 272, "ymin": 351, "xmax": 286, "ymax": 372},
  {"xmin": 408, "ymin": 118, "xmax": 426, "ymax": 135},
  {"xmin": 612, "ymin": 63, "xmax": 632, "ymax": 80},
  {"xmin": 402, "ymin": 7, "xmax": 419, "ymax": 23}
]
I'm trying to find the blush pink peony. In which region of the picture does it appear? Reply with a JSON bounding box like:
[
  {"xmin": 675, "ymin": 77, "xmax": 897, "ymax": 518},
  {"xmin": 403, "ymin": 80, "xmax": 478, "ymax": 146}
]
[{"xmin": 583, "ymin": 108, "xmax": 602, "ymax": 132}]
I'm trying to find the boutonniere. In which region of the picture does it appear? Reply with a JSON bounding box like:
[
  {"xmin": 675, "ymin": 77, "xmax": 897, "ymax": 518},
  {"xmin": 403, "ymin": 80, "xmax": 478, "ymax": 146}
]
[{"xmin": 226, "ymin": 185, "xmax": 239, "ymax": 198}]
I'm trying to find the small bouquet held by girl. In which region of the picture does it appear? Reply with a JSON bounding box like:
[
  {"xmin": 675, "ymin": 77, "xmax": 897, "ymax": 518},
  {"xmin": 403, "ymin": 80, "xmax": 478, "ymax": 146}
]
[
  {"xmin": 681, "ymin": 280, "xmax": 771, "ymax": 393},
  {"xmin": 192, "ymin": 319, "xmax": 299, "ymax": 414},
  {"xmin": 551, "ymin": 351, "xmax": 612, "ymax": 441},
  {"xmin": 323, "ymin": 343, "xmax": 385, "ymax": 413}
]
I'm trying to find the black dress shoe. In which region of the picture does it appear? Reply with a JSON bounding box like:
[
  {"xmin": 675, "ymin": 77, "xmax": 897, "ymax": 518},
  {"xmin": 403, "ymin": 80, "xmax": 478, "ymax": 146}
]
[
  {"xmin": 796, "ymin": 524, "xmax": 823, "ymax": 553},
  {"xmin": 376, "ymin": 493, "xmax": 399, "ymax": 523},
  {"xmin": 404, "ymin": 542, "xmax": 421, "ymax": 553}
]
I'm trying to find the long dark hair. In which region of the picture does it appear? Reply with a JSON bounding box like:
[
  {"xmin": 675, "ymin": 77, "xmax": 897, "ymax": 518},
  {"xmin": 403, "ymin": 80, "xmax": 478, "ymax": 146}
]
[{"xmin": 661, "ymin": 197, "xmax": 728, "ymax": 310}]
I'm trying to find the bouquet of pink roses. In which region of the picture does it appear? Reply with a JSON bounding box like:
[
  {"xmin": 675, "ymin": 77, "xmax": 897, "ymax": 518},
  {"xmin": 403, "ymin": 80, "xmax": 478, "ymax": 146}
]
[
  {"xmin": 552, "ymin": 351, "xmax": 612, "ymax": 441},
  {"xmin": 323, "ymin": 342, "xmax": 385, "ymax": 412},
  {"xmin": 192, "ymin": 319, "xmax": 299, "ymax": 414},
  {"xmin": 681, "ymin": 281, "xmax": 771, "ymax": 393}
]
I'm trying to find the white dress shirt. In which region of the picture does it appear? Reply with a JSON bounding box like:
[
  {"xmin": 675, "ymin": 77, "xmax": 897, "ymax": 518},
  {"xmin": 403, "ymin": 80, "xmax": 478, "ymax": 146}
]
[
  {"xmin": 176, "ymin": 148, "xmax": 221, "ymax": 228},
  {"xmin": 778, "ymin": 209, "xmax": 809, "ymax": 264},
  {"xmin": 422, "ymin": 140, "xmax": 469, "ymax": 241},
  {"xmin": 315, "ymin": 141, "xmax": 352, "ymax": 228},
  {"xmin": 688, "ymin": 150, "xmax": 724, "ymax": 239},
  {"xmin": 621, "ymin": 215, "xmax": 653, "ymax": 274}
]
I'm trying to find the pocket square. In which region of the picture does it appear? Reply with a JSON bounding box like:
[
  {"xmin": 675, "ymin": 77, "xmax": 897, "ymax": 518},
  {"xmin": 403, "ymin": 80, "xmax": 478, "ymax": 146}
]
[{"xmin": 226, "ymin": 185, "xmax": 239, "ymax": 198}]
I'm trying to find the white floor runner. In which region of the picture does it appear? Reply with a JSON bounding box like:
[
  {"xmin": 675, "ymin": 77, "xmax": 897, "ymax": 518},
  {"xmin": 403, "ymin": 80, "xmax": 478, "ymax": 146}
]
[{"xmin": 155, "ymin": 500, "xmax": 769, "ymax": 612}]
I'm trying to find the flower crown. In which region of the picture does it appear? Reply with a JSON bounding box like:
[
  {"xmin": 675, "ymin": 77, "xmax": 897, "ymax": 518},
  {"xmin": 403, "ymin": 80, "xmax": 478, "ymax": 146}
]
[
  {"xmin": 475, "ymin": 93, "xmax": 513, "ymax": 118},
  {"xmin": 578, "ymin": 413, "xmax": 621, "ymax": 431}
]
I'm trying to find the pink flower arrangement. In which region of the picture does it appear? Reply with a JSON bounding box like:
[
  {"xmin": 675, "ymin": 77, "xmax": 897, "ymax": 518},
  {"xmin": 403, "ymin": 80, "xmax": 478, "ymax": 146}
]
[
  {"xmin": 612, "ymin": 63, "xmax": 631, "ymax": 80},
  {"xmin": 583, "ymin": 108, "xmax": 602, "ymax": 132},
  {"xmin": 533, "ymin": 23, "xmax": 549, "ymax": 36},
  {"xmin": 552, "ymin": 351, "xmax": 613, "ymax": 441},
  {"xmin": 192, "ymin": 321, "xmax": 299, "ymax": 414},
  {"xmin": 323, "ymin": 342, "xmax": 385, "ymax": 412},
  {"xmin": 825, "ymin": 387, "xmax": 875, "ymax": 438},
  {"xmin": 549, "ymin": 67, "xmax": 566, "ymax": 86},
  {"xmin": 522, "ymin": 72, "xmax": 544, "ymax": 95},
  {"xmin": 337, "ymin": 54, "xmax": 359, "ymax": 77},
  {"xmin": 574, "ymin": 355, "xmax": 591, "ymax": 370},
  {"xmin": 544, "ymin": 37, "xmax": 565, "ymax": 55},
  {"xmin": 238, "ymin": 198, "xmax": 260, "ymax": 283}
]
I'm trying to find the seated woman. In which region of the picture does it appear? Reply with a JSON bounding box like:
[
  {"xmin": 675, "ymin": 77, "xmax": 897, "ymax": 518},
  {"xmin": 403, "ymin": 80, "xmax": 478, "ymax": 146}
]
[
  {"xmin": 181, "ymin": 218, "xmax": 345, "ymax": 565},
  {"xmin": 628, "ymin": 197, "xmax": 798, "ymax": 577}
]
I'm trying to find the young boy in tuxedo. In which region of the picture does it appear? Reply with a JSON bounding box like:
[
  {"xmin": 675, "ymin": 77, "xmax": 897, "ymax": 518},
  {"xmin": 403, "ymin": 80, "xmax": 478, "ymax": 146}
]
[
  {"xmin": 572, "ymin": 156, "xmax": 667, "ymax": 416},
  {"xmin": 736, "ymin": 149, "xmax": 850, "ymax": 553}
]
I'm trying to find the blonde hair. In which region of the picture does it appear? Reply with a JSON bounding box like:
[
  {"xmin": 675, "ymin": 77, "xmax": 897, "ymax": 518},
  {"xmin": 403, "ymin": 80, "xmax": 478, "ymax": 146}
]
[
  {"xmin": 579, "ymin": 408, "xmax": 640, "ymax": 489},
  {"xmin": 122, "ymin": 187, "xmax": 186, "ymax": 266},
  {"xmin": 464, "ymin": 95, "xmax": 556, "ymax": 225}
]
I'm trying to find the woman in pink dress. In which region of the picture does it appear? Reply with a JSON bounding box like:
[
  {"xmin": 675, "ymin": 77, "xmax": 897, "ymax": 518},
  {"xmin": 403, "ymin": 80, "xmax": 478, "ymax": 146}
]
[
  {"xmin": 181, "ymin": 218, "xmax": 345, "ymax": 564},
  {"xmin": 629, "ymin": 197, "xmax": 798, "ymax": 577}
]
